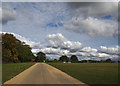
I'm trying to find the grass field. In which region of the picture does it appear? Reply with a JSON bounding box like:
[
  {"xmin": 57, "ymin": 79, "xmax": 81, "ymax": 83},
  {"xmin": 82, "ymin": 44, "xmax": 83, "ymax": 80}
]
[
  {"xmin": 48, "ymin": 63, "xmax": 118, "ymax": 85},
  {"xmin": 2, "ymin": 62, "xmax": 35, "ymax": 83}
]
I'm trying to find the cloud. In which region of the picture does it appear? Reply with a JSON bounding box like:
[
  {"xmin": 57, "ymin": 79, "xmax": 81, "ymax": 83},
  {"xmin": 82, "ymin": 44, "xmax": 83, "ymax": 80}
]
[
  {"xmin": 46, "ymin": 33, "xmax": 119, "ymax": 60},
  {"xmin": 81, "ymin": 47, "xmax": 97, "ymax": 52},
  {"xmin": 1, "ymin": 7, "xmax": 17, "ymax": 24},
  {"xmin": 64, "ymin": 17, "xmax": 118, "ymax": 37},
  {"xmin": 47, "ymin": 33, "xmax": 83, "ymax": 50},
  {"xmin": 41, "ymin": 47, "xmax": 69, "ymax": 55},
  {"xmin": 99, "ymin": 45, "xmax": 119, "ymax": 55},
  {"xmin": 63, "ymin": 2, "xmax": 118, "ymax": 37},
  {"xmin": 31, "ymin": 49, "xmax": 41, "ymax": 54},
  {"xmin": 67, "ymin": 2, "xmax": 118, "ymax": 18},
  {"xmin": 68, "ymin": 46, "xmax": 98, "ymax": 57}
]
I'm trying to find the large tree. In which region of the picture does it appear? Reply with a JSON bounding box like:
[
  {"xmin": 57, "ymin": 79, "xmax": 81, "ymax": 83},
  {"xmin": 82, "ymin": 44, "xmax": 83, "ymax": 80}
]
[
  {"xmin": 17, "ymin": 40, "xmax": 34, "ymax": 62},
  {"xmin": 2, "ymin": 33, "xmax": 18, "ymax": 62},
  {"xmin": 2, "ymin": 33, "xmax": 34, "ymax": 63},
  {"xmin": 105, "ymin": 58, "xmax": 112, "ymax": 62},
  {"xmin": 59, "ymin": 55, "xmax": 69, "ymax": 62},
  {"xmin": 36, "ymin": 52, "xmax": 46, "ymax": 62},
  {"xmin": 70, "ymin": 55, "xmax": 78, "ymax": 63}
]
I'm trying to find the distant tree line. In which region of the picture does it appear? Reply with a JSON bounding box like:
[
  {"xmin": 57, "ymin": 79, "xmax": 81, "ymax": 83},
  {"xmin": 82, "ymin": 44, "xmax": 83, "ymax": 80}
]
[
  {"xmin": 35, "ymin": 53, "xmax": 118, "ymax": 63},
  {"xmin": 78, "ymin": 59, "xmax": 118, "ymax": 63},
  {"xmin": 2, "ymin": 33, "xmax": 34, "ymax": 63}
]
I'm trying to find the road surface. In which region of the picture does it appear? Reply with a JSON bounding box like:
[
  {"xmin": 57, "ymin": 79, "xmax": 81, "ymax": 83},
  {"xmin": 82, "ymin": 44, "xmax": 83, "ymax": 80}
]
[{"xmin": 4, "ymin": 63, "xmax": 86, "ymax": 84}]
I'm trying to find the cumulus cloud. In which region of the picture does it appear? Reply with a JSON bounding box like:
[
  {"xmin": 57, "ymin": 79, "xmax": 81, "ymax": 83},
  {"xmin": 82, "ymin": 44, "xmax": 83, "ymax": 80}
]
[
  {"xmin": 63, "ymin": 2, "xmax": 118, "ymax": 37},
  {"xmin": 99, "ymin": 45, "xmax": 119, "ymax": 55},
  {"xmin": 47, "ymin": 33, "xmax": 83, "ymax": 51},
  {"xmin": 98, "ymin": 53, "xmax": 110, "ymax": 57},
  {"xmin": 46, "ymin": 33, "xmax": 119, "ymax": 60},
  {"xmin": 64, "ymin": 17, "xmax": 118, "ymax": 37},
  {"xmin": 81, "ymin": 47, "xmax": 97, "ymax": 52},
  {"xmin": 41, "ymin": 48, "xmax": 69, "ymax": 55},
  {"xmin": 0, "ymin": 7, "xmax": 17, "ymax": 24},
  {"xmin": 68, "ymin": 46, "xmax": 99, "ymax": 57}
]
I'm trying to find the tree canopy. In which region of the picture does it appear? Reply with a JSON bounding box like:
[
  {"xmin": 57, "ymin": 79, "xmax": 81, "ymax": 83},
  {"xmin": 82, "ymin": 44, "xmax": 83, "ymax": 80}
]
[
  {"xmin": 70, "ymin": 55, "xmax": 78, "ymax": 63},
  {"xmin": 59, "ymin": 55, "xmax": 69, "ymax": 62},
  {"xmin": 2, "ymin": 33, "xmax": 34, "ymax": 63},
  {"xmin": 36, "ymin": 52, "xmax": 46, "ymax": 62}
]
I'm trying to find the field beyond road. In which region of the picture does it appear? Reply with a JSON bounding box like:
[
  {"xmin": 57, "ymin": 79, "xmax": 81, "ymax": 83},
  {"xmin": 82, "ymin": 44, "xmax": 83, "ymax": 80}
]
[
  {"xmin": 48, "ymin": 63, "xmax": 118, "ymax": 84},
  {"xmin": 2, "ymin": 62, "xmax": 35, "ymax": 83}
]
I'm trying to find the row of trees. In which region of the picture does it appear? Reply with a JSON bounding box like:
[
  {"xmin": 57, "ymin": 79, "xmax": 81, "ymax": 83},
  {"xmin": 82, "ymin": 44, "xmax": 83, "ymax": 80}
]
[
  {"xmin": 59, "ymin": 55, "xmax": 78, "ymax": 63},
  {"xmin": 78, "ymin": 59, "xmax": 115, "ymax": 63},
  {"xmin": 34, "ymin": 52, "xmax": 78, "ymax": 63},
  {"xmin": 2, "ymin": 33, "xmax": 34, "ymax": 63},
  {"xmin": 34, "ymin": 52, "xmax": 116, "ymax": 63}
]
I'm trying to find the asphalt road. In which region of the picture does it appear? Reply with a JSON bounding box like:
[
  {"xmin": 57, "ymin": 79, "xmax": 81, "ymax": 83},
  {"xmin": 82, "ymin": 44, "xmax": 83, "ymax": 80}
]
[{"xmin": 4, "ymin": 63, "xmax": 86, "ymax": 84}]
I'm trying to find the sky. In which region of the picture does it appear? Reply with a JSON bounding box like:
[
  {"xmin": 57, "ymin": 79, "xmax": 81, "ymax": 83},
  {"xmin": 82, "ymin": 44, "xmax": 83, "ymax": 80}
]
[{"xmin": 1, "ymin": 2, "xmax": 119, "ymax": 61}]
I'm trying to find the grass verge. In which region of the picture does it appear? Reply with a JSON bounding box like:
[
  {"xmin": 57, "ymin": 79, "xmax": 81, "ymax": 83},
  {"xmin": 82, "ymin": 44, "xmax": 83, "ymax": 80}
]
[
  {"xmin": 48, "ymin": 63, "xmax": 118, "ymax": 85},
  {"xmin": 2, "ymin": 62, "xmax": 35, "ymax": 83}
]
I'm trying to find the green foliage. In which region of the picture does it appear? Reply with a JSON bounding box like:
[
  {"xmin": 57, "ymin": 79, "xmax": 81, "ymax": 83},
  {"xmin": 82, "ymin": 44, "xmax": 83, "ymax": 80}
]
[
  {"xmin": 105, "ymin": 58, "xmax": 112, "ymax": 62},
  {"xmin": 59, "ymin": 55, "xmax": 69, "ymax": 62},
  {"xmin": 36, "ymin": 52, "xmax": 46, "ymax": 62},
  {"xmin": 2, "ymin": 33, "xmax": 34, "ymax": 63},
  {"xmin": 2, "ymin": 47, "xmax": 9, "ymax": 63},
  {"xmin": 70, "ymin": 55, "xmax": 78, "ymax": 63},
  {"xmin": 2, "ymin": 33, "xmax": 18, "ymax": 63},
  {"xmin": 17, "ymin": 41, "xmax": 34, "ymax": 62}
]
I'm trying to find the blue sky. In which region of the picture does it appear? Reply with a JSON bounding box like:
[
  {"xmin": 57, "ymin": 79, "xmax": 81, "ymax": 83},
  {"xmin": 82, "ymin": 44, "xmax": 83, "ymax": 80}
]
[{"xmin": 1, "ymin": 2, "xmax": 119, "ymax": 61}]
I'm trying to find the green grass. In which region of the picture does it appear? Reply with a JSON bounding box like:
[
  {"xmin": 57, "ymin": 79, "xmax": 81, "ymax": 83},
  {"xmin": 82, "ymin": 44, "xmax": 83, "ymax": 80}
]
[
  {"xmin": 2, "ymin": 62, "xmax": 35, "ymax": 83},
  {"xmin": 48, "ymin": 63, "xmax": 118, "ymax": 84}
]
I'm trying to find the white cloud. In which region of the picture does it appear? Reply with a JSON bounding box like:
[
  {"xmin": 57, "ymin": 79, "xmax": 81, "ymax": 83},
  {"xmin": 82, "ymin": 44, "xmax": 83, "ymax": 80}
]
[
  {"xmin": 41, "ymin": 47, "xmax": 69, "ymax": 55},
  {"xmin": 0, "ymin": 7, "xmax": 17, "ymax": 24},
  {"xmin": 69, "ymin": 46, "xmax": 98, "ymax": 57},
  {"xmin": 31, "ymin": 49, "xmax": 41, "ymax": 54},
  {"xmin": 64, "ymin": 17, "xmax": 117, "ymax": 37},
  {"xmin": 99, "ymin": 45, "xmax": 119, "ymax": 55},
  {"xmin": 47, "ymin": 33, "xmax": 83, "ymax": 50},
  {"xmin": 98, "ymin": 53, "xmax": 110, "ymax": 57},
  {"xmin": 81, "ymin": 46, "xmax": 97, "ymax": 52}
]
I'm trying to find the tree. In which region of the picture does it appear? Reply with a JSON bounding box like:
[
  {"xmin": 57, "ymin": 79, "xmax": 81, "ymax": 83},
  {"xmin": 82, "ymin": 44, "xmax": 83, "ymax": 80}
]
[
  {"xmin": 17, "ymin": 40, "xmax": 34, "ymax": 62},
  {"xmin": 105, "ymin": 58, "xmax": 112, "ymax": 62},
  {"xmin": 2, "ymin": 47, "xmax": 10, "ymax": 63},
  {"xmin": 2, "ymin": 33, "xmax": 18, "ymax": 62},
  {"xmin": 70, "ymin": 55, "xmax": 78, "ymax": 63},
  {"xmin": 36, "ymin": 52, "xmax": 46, "ymax": 62},
  {"xmin": 2, "ymin": 33, "xmax": 34, "ymax": 63},
  {"xmin": 59, "ymin": 55, "xmax": 69, "ymax": 62}
]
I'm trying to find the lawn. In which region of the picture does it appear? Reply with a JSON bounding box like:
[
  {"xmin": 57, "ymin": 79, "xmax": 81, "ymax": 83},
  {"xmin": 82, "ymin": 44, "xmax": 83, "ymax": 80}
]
[
  {"xmin": 48, "ymin": 63, "xmax": 118, "ymax": 85},
  {"xmin": 2, "ymin": 62, "xmax": 35, "ymax": 83}
]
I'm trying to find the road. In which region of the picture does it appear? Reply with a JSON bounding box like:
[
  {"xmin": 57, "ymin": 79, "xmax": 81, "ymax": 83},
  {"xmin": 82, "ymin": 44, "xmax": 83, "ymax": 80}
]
[{"xmin": 4, "ymin": 63, "xmax": 86, "ymax": 84}]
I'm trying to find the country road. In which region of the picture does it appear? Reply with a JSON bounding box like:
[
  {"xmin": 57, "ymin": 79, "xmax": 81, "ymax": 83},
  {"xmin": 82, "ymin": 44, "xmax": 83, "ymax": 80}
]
[{"xmin": 3, "ymin": 63, "xmax": 86, "ymax": 85}]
